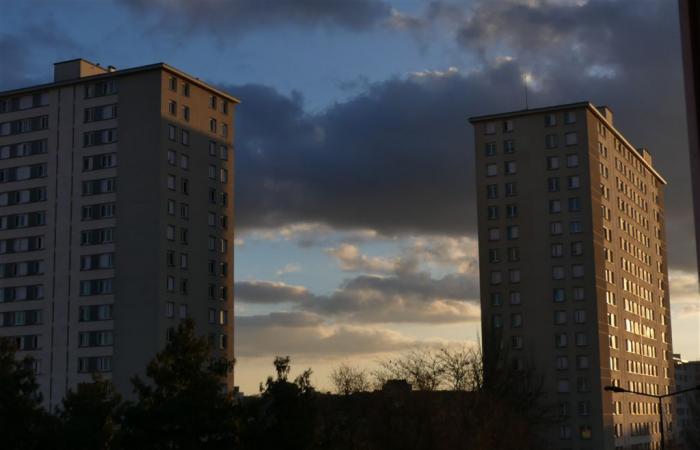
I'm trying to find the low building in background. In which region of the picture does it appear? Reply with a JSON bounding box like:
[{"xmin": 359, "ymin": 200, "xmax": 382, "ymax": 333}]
[
  {"xmin": 674, "ymin": 354, "xmax": 700, "ymax": 448},
  {"xmin": 0, "ymin": 59, "xmax": 237, "ymax": 407}
]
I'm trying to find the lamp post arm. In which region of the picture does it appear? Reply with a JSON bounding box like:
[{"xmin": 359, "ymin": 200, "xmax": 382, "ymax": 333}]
[{"xmin": 660, "ymin": 385, "xmax": 700, "ymax": 398}]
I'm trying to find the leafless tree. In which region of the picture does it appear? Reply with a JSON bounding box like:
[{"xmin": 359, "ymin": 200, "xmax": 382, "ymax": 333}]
[
  {"xmin": 329, "ymin": 363, "xmax": 370, "ymax": 395},
  {"xmin": 374, "ymin": 348, "xmax": 446, "ymax": 391}
]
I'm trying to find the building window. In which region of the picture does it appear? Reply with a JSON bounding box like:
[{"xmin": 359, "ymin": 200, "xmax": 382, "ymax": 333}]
[
  {"xmin": 484, "ymin": 142, "xmax": 496, "ymax": 156},
  {"xmin": 575, "ymin": 333, "xmax": 588, "ymax": 347},
  {"xmin": 552, "ymin": 266, "xmax": 565, "ymax": 280},
  {"xmin": 167, "ymin": 174, "xmax": 176, "ymax": 190},
  {"xmin": 544, "ymin": 114, "xmax": 557, "ymax": 127},
  {"xmin": 504, "ymin": 161, "xmax": 516, "ymax": 175},
  {"xmin": 166, "ymin": 225, "xmax": 175, "ymax": 241},
  {"xmin": 569, "ymin": 221, "xmax": 582, "ymax": 234},
  {"xmin": 487, "ymin": 205, "xmax": 498, "ymax": 220},
  {"xmin": 508, "ymin": 269, "xmax": 521, "ymax": 283},
  {"xmin": 221, "ymin": 123, "xmax": 228, "ymax": 137},
  {"xmin": 183, "ymin": 83, "xmax": 190, "ymax": 96},
  {"xmin": 503, "ymin": 140, "xmax": 515, "ymax": 154},
  {"xmin": 180, "ymin": 253, "xmax": 188, "ymax": 269},
  {"xmin": 511, "ymin": 336, "xmax": 523, "ymax": 349},
  {"xmin": 167, "ymin": 276, "xmax": 175, "ymax": 292},
  {"xmin": 488, "ymin": 249, "xmax": 500, "ymax": 263},
  {"xmin": 573, "ymin": 287, "xmax": 585, "ymax": 301},
  {"xmin": 487, "ymin": 184, "xmax": 498, "ymax": 199},
  {"xmin": 492, "ymin": 314, "xmax": 502, "ymax": 328},
  {"xmin": 557, "ymin": 379, "xmax": 570, "ymax": 393},
  {"xmin": 547, "ymin": 156, "xmax": 560, "ymax": 170},
  {"xmin": 182, "ymin": 106, "xmax": 190, "ymax": 121},
  {"xmin": 166, "ymin": 250, "xmax": 175, "ymax": 267},
  {"xmin": 209, "ymin": 118, "xmax": 217, "ymax": 133},
  {"xmin": 503, "ymin": 120, "xmax": 514, "ymax": 132},
  {"xmin": 568, "ymin": 197, "xmax": 581, "ymax": 212},
  {"xmin": 168, "ymin": 76, "xmax": 177, "ymax": 92},
  {"xmin": 222, "ymin": 101, "xmax": 229, "ymax": 114},
  {"xmin": 550, "ymin": 221, "xmax": 563, "ymax": 235},
  {"xmin": 554, "ymin": 310, "xmax": 567, "ymax": 325},
  {"xmin": 577, "ymin": 356, "xmax": 589, "ymax": 370},
  {"xmin": 219, "ymin": 145, "xmax": 228, "ymax": 160},
  {"xmin": 168, "ymin": 100, "xmax": 177, "ymax": 116},
  {"xmin": 564, "ymin": 111, "xmax": 576, "ymax": 124},
  {"xmin": 510, "ymin": 313, "xmax": 522, "ymax": 328},
  {"xmin": 166, "ymin": 302, "xmax": 175, "ymax": 318},
  {"xmin": 566, "ymin": 154, "xmax": 579, "ymax": 167},
  {"xmin": 545, "ymin": 134, "xmax": 558, "ymax": 149},
  {"xmin": 509, "ymin": 291, "xmax": 521, "ymax": 305},
  {"xmin": 506, "ymin": 204, "xmax": 518, "ymax": 218},
  {"xmin": 555, "ymin": 334, "xmax": 568, "ymax": 348},
  {"xmin": 488, "ymin": 228, "xmax": 500, "ymax": 241},
  {"xmin": 553, "ymin": 288, "xmax": 565, "ymax": 303},
  {"xmin": 180, "ymin": 154, "xmax": 189, "ymax": 170},
  {"xmin": 574, "ymin": 310, "xmax": 587, "ymax": 324},
  {"xmin": 181, "ymin": 178, "xmax": 189, "ymax": 195},
  {"xmin": 548, "ymin": 177, "xmax": 560, "ymax": 192},
  {"xmin": 556, "ymin": 356, "xmax": 568, "ymax": 370},
  {"xmin": 178, "ymin": 304, "xmax": 188, "ymax": 319},
  {"xmin": 168, "ymin": 124, "xmax": 176, "ymax": 141},
  {"xmin": 564, "ymin": 132, "xmax": 578, "ymax": 146},
  {"xmin": 220, "ymin": 168, "xmax": 228, "ymax": 183},
  {"xmin": 486, "ymin": 164, "xmax": 497, "ymax": 177},
  {"xmin": 490, "ymin": 292, "xmax": 503, "ymax": 307},
  {"xmin": 167, "ymin": 149, "xmax": 176, "ymax": 165},
  {"xmin": 549, "ymin": 199, "xmax": 562, "ymax": 214},
  {"xmin": 209, "ymin": 95, "xmax": 217, "ymax": 109},
  {"xmin": 506, "ymin": 225, "xmax": 519, "ymax": 240},
  {"xmin": 485, "ymin": 122, "xmax": 496, "ymax": 135},
  {"xmin": 570, "ymin": 241, "xmax": 583, "ymax": 256},
  {"xmin": 181, "ymin": 129, "xmax": 189, "ymax": 146},
  {"xmin": 567, "ymin": 175, "xmax": 580, "ymax": 189},
  {"xmin": 505, "ymin": 182, "xmax": 517, "ymax": 196},
  {"xmin": 551, "ymin": 243, "xmax": 563, "ymax": 257},
  {"xmin": 490, "ymin": 271, "xmax": 502, "ymax": 285},
  {"xmin": 507, "ymin": 247, "xmax": 520, "ymax": 262}
]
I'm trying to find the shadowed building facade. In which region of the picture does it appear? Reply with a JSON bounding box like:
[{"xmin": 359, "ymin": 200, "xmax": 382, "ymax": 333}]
[
  {"xmin": 470, "ymin": 103, "xmax": 674, "ymax": 450},
  {"xmin": 0, "ymin": 59, "xmax": 236, "ymax": 407}
]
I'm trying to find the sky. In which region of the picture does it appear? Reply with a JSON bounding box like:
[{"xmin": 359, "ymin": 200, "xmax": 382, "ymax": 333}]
[{"xmin": 1, "ymin": 0, "xmax": 698, "ymax": 394}]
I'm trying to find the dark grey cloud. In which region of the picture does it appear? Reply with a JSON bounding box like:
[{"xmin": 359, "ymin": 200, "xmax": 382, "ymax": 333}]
[
  {"xmin": 119, "ymin": 0, "xmax": 392, "ymax": 36},
  {"xmin": 235, "ymin": 268, "xmax": 481, "ymax": 324},
  {"xmin": 229, "ymin": 0, "xmax": 696, "ymax": 270},
  {"xmin": 0, "ymin": 19, "xmax": 82, "ymax": 91},
  {"xmin": 235, "ymin": 311, "xmax": 418, "ymax": 357},
  {"xmin": 234, "ymin": 280, "xmax": 313, "ymax": 304}
]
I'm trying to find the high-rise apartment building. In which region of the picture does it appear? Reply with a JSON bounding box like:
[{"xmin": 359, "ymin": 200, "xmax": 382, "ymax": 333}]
[
  {"xmin": 470, "ymin": 102, "xmax": 674, "ymax": 450},
  {"xmin": 0, "ymin": 59, "xmax": 237, "ymax": 407}
]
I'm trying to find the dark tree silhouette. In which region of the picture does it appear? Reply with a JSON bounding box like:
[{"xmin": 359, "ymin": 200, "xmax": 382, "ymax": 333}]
[
  {"xmin": 119, "ymin": 319, "xmax": 238, "ymax": 449},
  {"xmin": 57, "ymin": 375, "xmax": 122, "ymax": 450},
  {"xmin": 0, "ymin": 337, "xmax": 57, "ymax": 450}
]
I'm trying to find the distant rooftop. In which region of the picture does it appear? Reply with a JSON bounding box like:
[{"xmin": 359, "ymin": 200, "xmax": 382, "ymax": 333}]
[{"xmin": 0, "ymin": 58, "xmax": 239, "ymax": 104}]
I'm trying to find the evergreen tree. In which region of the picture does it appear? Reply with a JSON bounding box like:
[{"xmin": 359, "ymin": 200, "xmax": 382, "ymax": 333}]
[
  {"xmin": 57, "ymin": 375, "xmax": 122, "ymax": 450},
  {"xmin": 0, "ymin": 337, "xmax": 57, "ymax": 449},
  {"xmin": 119, "ymin": 319, "xmax": 238, "ymax": 449}
]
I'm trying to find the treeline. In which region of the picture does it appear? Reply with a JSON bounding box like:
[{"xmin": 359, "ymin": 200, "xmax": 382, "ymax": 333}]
[{"xmin": 1, "ymin": 320, "xmax": 553, "ymax": 450}]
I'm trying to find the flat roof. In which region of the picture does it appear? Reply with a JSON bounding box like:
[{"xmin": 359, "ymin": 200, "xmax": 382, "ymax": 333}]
[
  {"xmin": 469, "ymin": 101, "xmax": 666, "ymax": 184},
  {"xmin": 0, "ymin": 61, "xmax": 240, "ymax": 104}
]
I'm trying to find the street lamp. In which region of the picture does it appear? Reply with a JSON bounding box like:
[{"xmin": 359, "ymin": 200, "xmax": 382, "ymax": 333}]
[{"xmin": 604, "ymin": 384, "xmax": 700, "ymax": 450}]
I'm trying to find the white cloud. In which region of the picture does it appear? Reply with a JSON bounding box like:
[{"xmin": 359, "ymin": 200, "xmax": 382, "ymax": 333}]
[{"xmin": 276, "ymin": 262, "xmax": 301, "ymax": 276}]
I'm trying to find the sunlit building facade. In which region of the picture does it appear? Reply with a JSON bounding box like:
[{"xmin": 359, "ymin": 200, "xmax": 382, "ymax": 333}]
[
  {"xmin": 471, "ymin": 102, "xmax": 674, "ymax": 450},
  {"xmin": 0, "ymin": 59, "xmax": 236, "ymax": 407}
]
